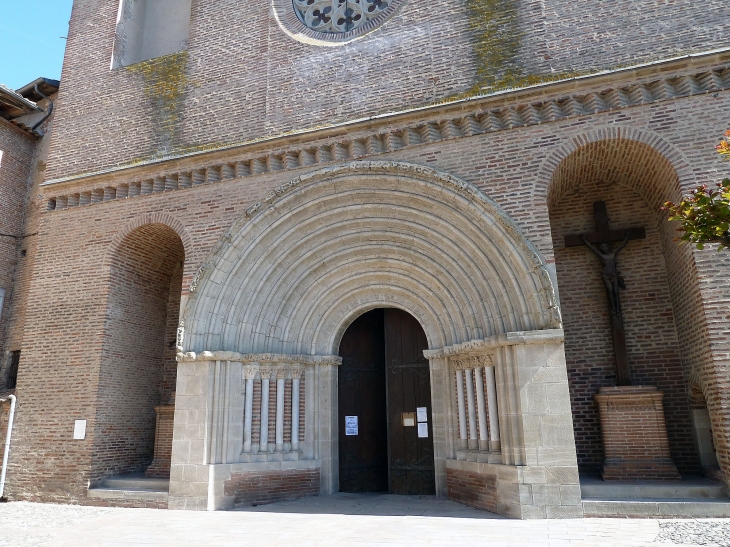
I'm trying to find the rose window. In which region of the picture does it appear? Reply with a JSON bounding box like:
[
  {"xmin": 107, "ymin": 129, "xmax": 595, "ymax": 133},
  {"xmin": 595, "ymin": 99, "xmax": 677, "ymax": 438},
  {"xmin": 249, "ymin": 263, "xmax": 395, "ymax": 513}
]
[{"xmin": 293, "ymin": 0, "xmax": 392, "ymax": 34}]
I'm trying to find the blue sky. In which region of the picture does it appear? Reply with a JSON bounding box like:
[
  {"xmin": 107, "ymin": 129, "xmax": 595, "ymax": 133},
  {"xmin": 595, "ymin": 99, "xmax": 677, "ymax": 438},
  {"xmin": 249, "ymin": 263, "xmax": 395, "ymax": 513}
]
[{"xmin": 0, "ymin": 0, "xmax": 74, "ymax": 90}]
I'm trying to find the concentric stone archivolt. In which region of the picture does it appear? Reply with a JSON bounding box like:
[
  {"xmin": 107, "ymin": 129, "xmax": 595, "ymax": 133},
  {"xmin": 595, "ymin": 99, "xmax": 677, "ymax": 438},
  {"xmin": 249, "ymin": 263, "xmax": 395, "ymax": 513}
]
[{"xmin": 182, "ymin": 161, "xmax": 561, "ymax": 357}]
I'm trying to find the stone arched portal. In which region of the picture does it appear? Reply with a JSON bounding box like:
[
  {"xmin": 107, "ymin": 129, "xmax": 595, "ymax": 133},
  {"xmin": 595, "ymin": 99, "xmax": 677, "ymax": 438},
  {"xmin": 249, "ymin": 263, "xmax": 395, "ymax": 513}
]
[
  {"xmin": 169, "ymin": 162, "xmax": 581, "ymax": 519},
  {"xmin": 182, "ymin": 161, "xmax": 561, "ymax": 354}
]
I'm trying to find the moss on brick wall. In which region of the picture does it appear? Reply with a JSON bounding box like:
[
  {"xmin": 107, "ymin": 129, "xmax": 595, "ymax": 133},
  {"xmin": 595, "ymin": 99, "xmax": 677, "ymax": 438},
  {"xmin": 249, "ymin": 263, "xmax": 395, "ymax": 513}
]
[{"xmin": 127, "ymin": 52, "xmax": 189, "ymax": 154}]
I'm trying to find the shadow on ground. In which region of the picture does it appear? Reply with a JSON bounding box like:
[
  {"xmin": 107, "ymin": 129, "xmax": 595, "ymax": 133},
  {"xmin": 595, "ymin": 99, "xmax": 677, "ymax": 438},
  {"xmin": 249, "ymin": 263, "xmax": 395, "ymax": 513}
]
[{"xmin": 234, "ymin": 492, "xmax": 505, "ymax": 519}]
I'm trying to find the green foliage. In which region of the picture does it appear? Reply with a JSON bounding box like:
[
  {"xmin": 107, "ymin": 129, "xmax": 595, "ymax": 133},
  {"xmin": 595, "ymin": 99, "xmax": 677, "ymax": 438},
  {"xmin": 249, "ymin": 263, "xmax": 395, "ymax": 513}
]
[{"xmin": 664, "ymin": 131, "xmax": 730, "ymax": 250}]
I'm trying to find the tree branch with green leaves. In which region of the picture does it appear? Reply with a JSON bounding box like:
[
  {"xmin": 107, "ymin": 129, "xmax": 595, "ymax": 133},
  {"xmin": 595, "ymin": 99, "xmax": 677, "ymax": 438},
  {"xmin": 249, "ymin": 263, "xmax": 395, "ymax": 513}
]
[{"xmin": 663, "ymin": 130, "xmax": 730, "ymax": 251}]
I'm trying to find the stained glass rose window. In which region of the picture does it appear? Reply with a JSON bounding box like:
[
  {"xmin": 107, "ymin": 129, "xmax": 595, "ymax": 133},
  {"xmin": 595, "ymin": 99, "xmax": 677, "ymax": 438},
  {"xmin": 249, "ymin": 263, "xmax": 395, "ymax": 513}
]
[{"xmin": 293, "ymin": 0, "xmax": 392, "ymax": 34}]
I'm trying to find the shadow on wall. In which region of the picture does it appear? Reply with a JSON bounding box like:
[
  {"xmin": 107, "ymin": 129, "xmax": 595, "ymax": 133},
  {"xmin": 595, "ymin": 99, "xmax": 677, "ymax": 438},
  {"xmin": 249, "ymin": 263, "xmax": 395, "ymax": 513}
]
[
  {"xmin": 94, "ymin": 222, "xmax": 185, "ymax": 483},
  {"xmin": 547, "ymin": 138, "xmax": 703, "ymax": 476}
]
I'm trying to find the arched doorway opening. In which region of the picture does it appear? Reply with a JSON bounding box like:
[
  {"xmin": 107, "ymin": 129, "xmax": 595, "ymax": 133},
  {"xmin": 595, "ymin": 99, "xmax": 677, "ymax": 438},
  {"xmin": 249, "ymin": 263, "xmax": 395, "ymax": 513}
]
[
  {"xmin": 94, "ymin": 223, "xmax": 185, "ymax": 482},
  {"xmin": 337, "ymin": 308, "xmax": 434, "ymax": 495}
]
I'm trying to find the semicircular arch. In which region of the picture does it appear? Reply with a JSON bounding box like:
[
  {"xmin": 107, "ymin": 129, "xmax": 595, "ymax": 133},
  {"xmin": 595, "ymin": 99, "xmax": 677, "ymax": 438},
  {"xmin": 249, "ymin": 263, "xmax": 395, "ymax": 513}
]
[
  {"xmin": 182, "ymin": 161, "xmax": 561, "ymax": 355},
  {"xmin": 536, "ymin": 127, "xmax": 697, "ymax": 209},
  {"xmin": 107, "ymin": 212, "xmax": 193, "ymax": 265}
]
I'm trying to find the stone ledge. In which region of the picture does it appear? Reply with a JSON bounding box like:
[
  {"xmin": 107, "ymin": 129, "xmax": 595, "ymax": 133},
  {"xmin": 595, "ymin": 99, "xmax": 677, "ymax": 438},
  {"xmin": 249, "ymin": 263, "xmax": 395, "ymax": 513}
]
[{"xmin": 583, "ymin": 499, "xmax": 730, "ymax": 518}]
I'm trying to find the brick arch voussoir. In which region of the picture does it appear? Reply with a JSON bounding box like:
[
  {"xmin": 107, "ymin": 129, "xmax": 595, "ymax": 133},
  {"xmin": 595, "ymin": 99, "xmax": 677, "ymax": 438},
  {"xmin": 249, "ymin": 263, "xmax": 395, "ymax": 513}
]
[
  {"xmin": 105, "ymin": 213, "xmax": 192, "ymax": 269},
  {"xmin": 537, "ymin": 127, "xmax": 696, "ymax": 211}
]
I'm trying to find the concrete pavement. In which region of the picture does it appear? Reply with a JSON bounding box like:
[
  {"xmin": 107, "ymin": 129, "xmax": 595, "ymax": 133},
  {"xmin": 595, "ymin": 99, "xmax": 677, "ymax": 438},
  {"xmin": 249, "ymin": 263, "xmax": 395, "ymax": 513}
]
[{"xmin": 0, "ymin": 493, "xmax": 727, "ymax": 546}]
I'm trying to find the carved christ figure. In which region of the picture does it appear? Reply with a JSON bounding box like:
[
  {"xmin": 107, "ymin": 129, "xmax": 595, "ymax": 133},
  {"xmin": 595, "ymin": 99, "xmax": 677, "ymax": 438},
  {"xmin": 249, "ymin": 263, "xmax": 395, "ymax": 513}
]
[{"xmin": 581, "ymin": 230, "xmax": 632, "ymax": 317}]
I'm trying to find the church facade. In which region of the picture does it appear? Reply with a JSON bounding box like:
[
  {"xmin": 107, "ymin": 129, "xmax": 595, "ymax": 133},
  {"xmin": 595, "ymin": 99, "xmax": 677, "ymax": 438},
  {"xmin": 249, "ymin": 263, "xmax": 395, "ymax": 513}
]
[{"xmin": 2, "ymin": 0, "xmax": 730, "ymax": 518}]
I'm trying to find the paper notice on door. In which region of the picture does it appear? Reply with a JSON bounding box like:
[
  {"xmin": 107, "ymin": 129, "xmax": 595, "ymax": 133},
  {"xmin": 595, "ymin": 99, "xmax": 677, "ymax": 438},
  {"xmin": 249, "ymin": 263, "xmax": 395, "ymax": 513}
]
[
  {"xmin": 416, "ymin": 407, "xmax": 428, "ymax": 422},
  {"xmin": 345, "ymin": 416, "xmax": 358, "ymax": 435},
  {"xmin": 417, "ymin": 422, "xmax": 428, "ymax": 438}
]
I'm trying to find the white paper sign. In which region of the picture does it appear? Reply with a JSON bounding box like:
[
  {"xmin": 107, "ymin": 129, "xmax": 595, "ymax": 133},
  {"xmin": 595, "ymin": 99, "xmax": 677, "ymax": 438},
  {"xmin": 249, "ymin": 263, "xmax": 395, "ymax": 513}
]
[
  {"xmin": 416, "ymin": 407, "xmax": 428, "ymax": 423},
  {"xmin": 345, "ymin": 416, "xmax": 358, "ymax": 436},
  {"xmin": 417, "ymin": 422, "xmax": 428, "ymax": 438},
  {"xmin": 73, "ymin": 420, "xmax": 87, "ymax": 440}
]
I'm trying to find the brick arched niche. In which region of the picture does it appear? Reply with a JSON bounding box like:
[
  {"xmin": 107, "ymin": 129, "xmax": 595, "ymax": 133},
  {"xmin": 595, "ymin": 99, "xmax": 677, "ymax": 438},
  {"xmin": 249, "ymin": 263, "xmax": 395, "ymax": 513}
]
[
  {"xmin": 95, "ymin": 223, "xmax": 185, "ymax": 483},
  {"xmin": 547, "ymin": 138, "xmax": 710, "ymax": 478},
  {"xmin": 171, "ymin": 162, "xmax": 582, "ymax": 518}
]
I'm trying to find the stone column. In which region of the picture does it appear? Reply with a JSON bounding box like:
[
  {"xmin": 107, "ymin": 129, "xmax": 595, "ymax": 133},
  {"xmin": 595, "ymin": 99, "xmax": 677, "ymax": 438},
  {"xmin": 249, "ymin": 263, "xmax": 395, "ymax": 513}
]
[
  {"xmin": 315, "ymin": 360, "xmax": 338, "ymax": 494},
  {"xmin": 276, "ymin": 367, "xmax": 286, "ymax": 452},
  {"xmin": 291, "ymin": 365, "xmax": 304, "ymax": 452},
  {"xmin": 474, "ymin": 368, "xmax": 489, "ymax": 451},
  {"xmin": 259, "ymin": 365, "xmax": 273, "ymax": 453},
  {"xmin": 465, "ymin": 368, "xmax": 478, "ymax": 450},
  {"xmin": 485, "ymin": 365, "xmax": 500, "ymax": 451},
  {"xmin": 242, "ymin": 363, "xmax": 258, "ymax": 453},
  {"xmin": 455, "ymin": 368, "xmax": 468, "ymax": 450}
]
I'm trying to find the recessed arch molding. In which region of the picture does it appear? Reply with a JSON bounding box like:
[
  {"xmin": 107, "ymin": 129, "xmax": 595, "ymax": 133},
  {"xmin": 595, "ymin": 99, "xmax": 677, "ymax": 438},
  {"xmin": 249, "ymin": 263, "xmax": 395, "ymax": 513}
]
[{"xmin": 180, "ymin": 160, "xmax": 561, "ymax": 357}]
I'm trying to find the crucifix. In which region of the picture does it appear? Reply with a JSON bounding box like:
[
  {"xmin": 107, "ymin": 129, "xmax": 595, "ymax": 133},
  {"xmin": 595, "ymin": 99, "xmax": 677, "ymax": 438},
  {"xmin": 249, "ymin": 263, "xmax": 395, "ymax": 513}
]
[{"xmin": 564, "ymin": 201, "xmax": 646, "ymax": 386}]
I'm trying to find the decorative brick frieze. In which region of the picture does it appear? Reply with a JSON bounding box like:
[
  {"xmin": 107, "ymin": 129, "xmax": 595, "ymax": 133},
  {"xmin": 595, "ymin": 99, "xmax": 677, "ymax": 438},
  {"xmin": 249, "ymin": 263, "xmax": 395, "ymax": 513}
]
[{"xmin": 43, "ymin": 61, "xmax": 730, "ymax": 214}]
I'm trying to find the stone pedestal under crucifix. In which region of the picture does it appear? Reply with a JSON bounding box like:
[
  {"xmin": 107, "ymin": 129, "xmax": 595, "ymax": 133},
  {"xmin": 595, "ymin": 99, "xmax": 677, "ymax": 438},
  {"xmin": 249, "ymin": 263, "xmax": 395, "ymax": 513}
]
[{"xmin": 565, "ymin": 201, "xmax": 679, "ymax": 480}]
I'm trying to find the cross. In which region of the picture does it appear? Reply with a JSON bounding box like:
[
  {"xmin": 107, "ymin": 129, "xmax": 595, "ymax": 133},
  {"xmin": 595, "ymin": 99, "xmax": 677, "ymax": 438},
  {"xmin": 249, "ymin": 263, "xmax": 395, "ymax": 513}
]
[{"xmin": 564, "ymin": 201, "xmax": 646, "ymax": 386}]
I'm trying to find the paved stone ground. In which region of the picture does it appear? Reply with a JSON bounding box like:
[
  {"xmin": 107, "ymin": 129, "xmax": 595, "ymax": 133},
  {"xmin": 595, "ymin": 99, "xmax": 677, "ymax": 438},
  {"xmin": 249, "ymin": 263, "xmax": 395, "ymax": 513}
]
[{"xmin": 1, "ymin": 493, "xmax": 730, "ymax": 546}]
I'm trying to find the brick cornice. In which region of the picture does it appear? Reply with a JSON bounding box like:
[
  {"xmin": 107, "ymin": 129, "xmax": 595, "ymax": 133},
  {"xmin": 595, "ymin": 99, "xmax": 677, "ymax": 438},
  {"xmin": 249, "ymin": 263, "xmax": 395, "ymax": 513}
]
[{"xmin": 43, "ymin": 48, "xmax": 730, "ymax": 212}]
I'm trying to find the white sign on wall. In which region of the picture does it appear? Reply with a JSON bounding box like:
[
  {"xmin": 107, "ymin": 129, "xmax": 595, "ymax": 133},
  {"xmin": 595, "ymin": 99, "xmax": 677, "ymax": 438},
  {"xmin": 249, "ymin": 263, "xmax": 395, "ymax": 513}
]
[
  {"xmin": 73, "ymin": 420, "xmax": 87, "ymax": 440},
  {"xmin": 417, "ymin": 422, "xmax": 429, "ymax": 438},
  {"xmin": 345, "ymin": 416, "xmax": 358, "ymax": 436},
  {"xmin": 416, "ymin": 407, "xmax": 428, "ymax": 423}
]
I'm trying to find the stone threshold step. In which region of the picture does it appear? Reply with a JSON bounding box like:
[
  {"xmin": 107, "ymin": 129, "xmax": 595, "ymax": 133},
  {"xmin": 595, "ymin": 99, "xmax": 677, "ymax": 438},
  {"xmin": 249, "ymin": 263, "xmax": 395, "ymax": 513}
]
[
  {"xmin": 87, "ymin": 487, "xmax": 168, "ymax": 502},
  {"xmin": 580, "ymin": 476, "xmax": 726, "ymax": 500},
  {"xmin": 583, "ymin": 499, "xmax": 730, "ymax": 518},
  {"xmin": 93, "ymin": 472, "xmax": 170, "ymax": 492}
]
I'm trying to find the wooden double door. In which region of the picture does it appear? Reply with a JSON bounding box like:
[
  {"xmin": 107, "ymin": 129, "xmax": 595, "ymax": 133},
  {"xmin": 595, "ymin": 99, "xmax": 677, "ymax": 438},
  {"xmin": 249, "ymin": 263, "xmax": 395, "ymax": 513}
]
[{"xmin": 338, "ymin": 308, "xmax": 435, "ymax": 495}]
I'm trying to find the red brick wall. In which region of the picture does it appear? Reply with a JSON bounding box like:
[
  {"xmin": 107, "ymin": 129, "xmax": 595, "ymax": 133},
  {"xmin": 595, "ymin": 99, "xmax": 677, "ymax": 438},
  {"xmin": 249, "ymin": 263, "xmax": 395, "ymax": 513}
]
[
  {"xmin": 7, "ymin": 71, "xmax": 730, "ymax": 501},
  {"xmin": 45, "ymin": 0, "xmax": 730, "ymax": 183},
  {"xmin": 549, "ymin": 145, "xmax": 698, "ymax": 474},
  {"xmin": 0, "ymin": 119, "xmax": 35, "ymax": 381},
  {"xmin": 224, "ymin": 468, "xmax": 320, "ymax": 507},
  {"xmin": 91, "ymin": 223, "xmax": 184, "ymax": 481},
  {"xmin": 446, "ymin": 467, "xmax": 497, "ymax": 513},
  {"xmin": 145, "ymin": 405, "xmax": 175, "ymax": 478}
]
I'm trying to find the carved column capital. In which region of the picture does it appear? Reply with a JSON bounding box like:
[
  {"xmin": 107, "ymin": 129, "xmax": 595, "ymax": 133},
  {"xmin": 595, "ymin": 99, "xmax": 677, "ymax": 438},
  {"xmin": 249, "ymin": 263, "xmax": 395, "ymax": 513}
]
[
  {"xmin": 451, "ymin": 353, "xmax": 494, "ymax": 370},
  {"xmin": 290, "ymin": 364, "xmax": 305, "ymax": 380},
  {"xmin": 242, "ymin": 363, "xmax": 260, "ymax": 380},
  {"xmin": 258, "ymin": 365, "xmax": 275, "ymax": 380}
]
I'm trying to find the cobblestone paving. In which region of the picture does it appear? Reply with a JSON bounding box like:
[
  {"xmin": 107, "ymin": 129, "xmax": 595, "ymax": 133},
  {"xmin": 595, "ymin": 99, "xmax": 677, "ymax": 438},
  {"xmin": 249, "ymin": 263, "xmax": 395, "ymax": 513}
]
[
  {"xmin": 655, "ymin": 521, "xmax": 730, "ymax": 546},
  {"xmin": 0, "ymin": 496, "xmax": 728, "ymax": 546}
]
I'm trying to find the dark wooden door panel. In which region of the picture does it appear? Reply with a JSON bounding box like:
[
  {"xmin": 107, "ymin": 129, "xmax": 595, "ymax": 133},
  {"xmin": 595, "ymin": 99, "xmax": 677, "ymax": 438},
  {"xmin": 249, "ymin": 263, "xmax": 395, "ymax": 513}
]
[
  {"xmin": 338, "ymin": 309, "xmax": 388, "ymax": 492},
  {"xmin": 384, "ymin": 308, "xmax": 435, "ymax": 495}
]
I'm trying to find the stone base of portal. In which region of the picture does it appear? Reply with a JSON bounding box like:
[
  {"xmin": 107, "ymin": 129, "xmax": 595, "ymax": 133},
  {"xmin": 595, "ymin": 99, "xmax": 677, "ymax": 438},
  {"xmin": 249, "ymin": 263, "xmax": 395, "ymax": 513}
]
[
  {"xmin": 595, "ymin": 386, "xmax": 680, "ymax": 481},
  {"xmin": 168, "ymin": 460, "xmax": 321, "ymax": 510},
  {"xmin": 145, "ymin": 405, "xmax": 175, "ymax": 478},
  {"xmin": 445, "ymin": 460, "xmax": 584, "ymax": 519}
]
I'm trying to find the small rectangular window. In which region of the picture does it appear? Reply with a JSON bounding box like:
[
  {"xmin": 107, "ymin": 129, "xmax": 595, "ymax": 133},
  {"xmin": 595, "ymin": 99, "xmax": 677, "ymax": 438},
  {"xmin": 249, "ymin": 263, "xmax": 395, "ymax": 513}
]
[
  {"xmin": 0, "ymin": 288, "xmax": 5, "ymax": 317},
  {"xmin": 111, "ymin": 0, "xmax": 193, "ymax": 69},
  {"xmin": 6, "ymin": 351, "xmax": 20, "ymax": 389}
]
